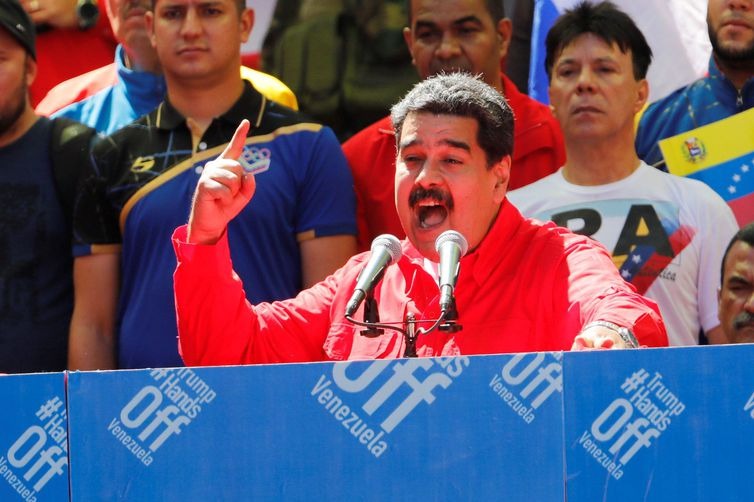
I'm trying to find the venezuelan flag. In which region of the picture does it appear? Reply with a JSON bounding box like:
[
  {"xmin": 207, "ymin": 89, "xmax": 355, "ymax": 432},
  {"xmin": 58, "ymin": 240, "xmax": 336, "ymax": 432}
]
[{"xmin": 659, "ymin": 108, "xmax": 754, "ymax": 226}]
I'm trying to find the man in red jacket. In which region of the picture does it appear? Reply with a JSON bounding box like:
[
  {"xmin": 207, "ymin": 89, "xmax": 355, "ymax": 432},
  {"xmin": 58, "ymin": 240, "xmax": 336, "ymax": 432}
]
[
  {"xmin": 173, "ymin": 73, "xmax": 667, "ymax": 367},
  {"xmin": 343, "ymin": 0, "xmax": 565, "ymax": 250}
]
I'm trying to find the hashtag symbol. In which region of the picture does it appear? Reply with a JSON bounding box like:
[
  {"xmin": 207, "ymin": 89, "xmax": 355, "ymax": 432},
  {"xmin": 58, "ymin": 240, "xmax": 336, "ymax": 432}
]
[
  {"xmin": 150, "ymin": 368, "xmax": 170, "ymax": 381},
  {"xmin": 36, "ymin": 397, "xmax": 62, "ymax": 420},
  {"xmin": 620, "ymin": 369, "xmax": 649, "ymax": 393}
]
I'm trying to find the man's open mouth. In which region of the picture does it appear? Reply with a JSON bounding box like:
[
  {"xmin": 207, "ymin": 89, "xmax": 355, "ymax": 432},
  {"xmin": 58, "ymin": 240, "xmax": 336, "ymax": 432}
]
[
  {"xmin": 409, "ymin": 187, "xmax": 453, "ymax": 229},
  {"xmin": 417, "ymin": 201, "xmax": 448, "ymax": 228}
]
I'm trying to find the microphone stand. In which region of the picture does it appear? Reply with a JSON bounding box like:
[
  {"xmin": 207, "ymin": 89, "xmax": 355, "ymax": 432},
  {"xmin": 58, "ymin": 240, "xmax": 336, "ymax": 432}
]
[
  {"xmin": 404, "ymin": 312, "xmax": 418, "ymax": 357},
  {"xmin": 359, "ymin": 290, "xmax": 384, "ymax": 337},
  {"xmin": 439, "ymin": 297, "xmax": 463, "ymax": 333},
  {"xmin": 344, "ymin": 303, "xmax": 462, "ymax": 357}
]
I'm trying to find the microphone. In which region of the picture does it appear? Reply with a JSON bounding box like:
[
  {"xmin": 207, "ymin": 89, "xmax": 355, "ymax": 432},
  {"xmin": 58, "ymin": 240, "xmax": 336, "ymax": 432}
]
[
  {"xmin": 345, "ymin": 234, "xmax": 402, "ymax": 317},
  {"xmin": 435, "ymin": 230, "xmax": 469, "ymax": 312}
]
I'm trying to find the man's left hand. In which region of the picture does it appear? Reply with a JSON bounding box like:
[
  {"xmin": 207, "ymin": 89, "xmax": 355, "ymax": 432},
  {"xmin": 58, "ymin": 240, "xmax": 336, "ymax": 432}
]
[{"xmin": 572, "ymin": 325, "xmax": 633, "ymax": 350}]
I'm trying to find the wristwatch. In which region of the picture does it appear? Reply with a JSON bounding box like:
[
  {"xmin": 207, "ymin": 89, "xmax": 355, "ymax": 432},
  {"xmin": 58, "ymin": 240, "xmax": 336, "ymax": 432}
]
[
  {"xmin": 582, "ymin": 320, "xmax": 639, "ymax": 348},
  {"xmin": 76, "ymin": 0, "xmax": 99, "ymax": 29}
]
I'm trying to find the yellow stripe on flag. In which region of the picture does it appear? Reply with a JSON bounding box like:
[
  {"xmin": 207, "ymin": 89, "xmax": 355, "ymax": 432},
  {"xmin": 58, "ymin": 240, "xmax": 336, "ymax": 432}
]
[{"xmin": 659, "ymin": 107, "xmax": 754, "ymax": 177}]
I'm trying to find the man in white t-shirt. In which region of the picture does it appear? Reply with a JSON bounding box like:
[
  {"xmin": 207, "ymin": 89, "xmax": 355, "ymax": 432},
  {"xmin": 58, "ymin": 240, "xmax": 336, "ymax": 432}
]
[{"xmin": 508, "ymin": 1, "xmax": 738, "ymax": 346}]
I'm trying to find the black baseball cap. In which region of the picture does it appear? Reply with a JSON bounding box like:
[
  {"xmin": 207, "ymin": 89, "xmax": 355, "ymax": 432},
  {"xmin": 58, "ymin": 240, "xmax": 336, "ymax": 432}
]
[{"xmin": 0, "ymin": 0, "xmax": 36, "ymax": 60}]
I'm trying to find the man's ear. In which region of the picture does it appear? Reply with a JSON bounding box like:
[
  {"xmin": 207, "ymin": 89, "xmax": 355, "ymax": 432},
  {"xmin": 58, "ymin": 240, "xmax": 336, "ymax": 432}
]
[
  {"xmin": 492, "ymin": 155, "xmax": 512, "ymax": 203},
  {"xmin": 25, "ymin": 56, "xmax": 37, "ymax": 87},
  {"xmin": 634, "ymin": 78, "xmax": 649, "ymax": 114},
  {"xmin": 240, "ymin": 6, "xmax": 254, "ymax": 43},
  {"xmin": 145, "ymin": 10, "xmax": 157, "ymax": 49},
  {"xmin": 497, "ymin": 18, "xmax": 512, "ymax": 61},
  {"xmin": 403, "ymin": 26, "xmax": 415, "ymax": 65}
]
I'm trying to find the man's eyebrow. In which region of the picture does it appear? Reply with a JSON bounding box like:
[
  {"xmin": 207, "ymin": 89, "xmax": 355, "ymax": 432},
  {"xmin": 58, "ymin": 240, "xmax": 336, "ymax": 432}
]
[
  {"xmin": 399, "ymin": 138, "xmax": 423, "ymax": 150},
  {"xmin": 160, "ymin": 1, "xmax": 223, "ymax": 8},
  {"xmin": 442, "ymin": 139, "xmax": 471, "ymax": 152},
  {"xmin": 556, "ymin": 56, "xmax": 618, "ymax": 66},
  {"xmin": 399, "ymin": 138, "xmax": 471, "ymax": 152},
  {"xmin": 726, "ymin": 275, "xmax": 752, "ymax": 287},
  {"xmin": 414, "ymin": 20, "xmax": 437, "ymax": 30},
  {"xmin": 414, "ymin": 15, "xmax": 483, "ymax": 30},
  {"xmin": 452, "ymin": 15, "xmax": 484, "ymax": 26}
]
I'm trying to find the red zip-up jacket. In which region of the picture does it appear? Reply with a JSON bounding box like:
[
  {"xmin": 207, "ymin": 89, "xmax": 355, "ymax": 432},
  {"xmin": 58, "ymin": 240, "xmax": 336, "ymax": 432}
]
[{"xmin": 173, "ymin": 201, "xmax": 667, "ymax": 366}]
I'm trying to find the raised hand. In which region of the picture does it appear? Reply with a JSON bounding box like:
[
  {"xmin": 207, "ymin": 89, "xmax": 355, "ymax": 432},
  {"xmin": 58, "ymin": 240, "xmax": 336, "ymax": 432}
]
[{"xmin": 188, "ymin": 120, "xmax": 255, "ymax": 245}]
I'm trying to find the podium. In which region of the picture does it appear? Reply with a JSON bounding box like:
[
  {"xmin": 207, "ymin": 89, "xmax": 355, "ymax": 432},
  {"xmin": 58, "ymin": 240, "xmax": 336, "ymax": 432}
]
[{"xmin": 2, "ymin": 345, "xmax": 754, "ymax": 501}]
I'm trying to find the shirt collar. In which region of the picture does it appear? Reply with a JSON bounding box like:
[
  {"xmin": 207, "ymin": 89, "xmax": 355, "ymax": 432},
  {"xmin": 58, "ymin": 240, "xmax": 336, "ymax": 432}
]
[
  {"xmin": 465, "ymin": 200, "xmax": 524, "ymax": 285},
  {"xmin": 401, "ymin": 200, "xmax": 523, "ymax": 283},
  {"xmin": 153, "ymin": 80, "xmax": 266, "ymax": 131},
  {"xmin": 707, "ymin": 55, "xmax": 754, "ymax": 106},
  {"xmin": 115, "ymin": 44, "xmax": 167, "ymax": 111}
]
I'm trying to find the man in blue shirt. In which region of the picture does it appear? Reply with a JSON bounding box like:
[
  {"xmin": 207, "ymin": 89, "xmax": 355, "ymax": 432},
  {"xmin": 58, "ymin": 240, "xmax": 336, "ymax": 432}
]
[
  {"xmin": 0, "ymin": 0, "xmax": 95, "ymax": 372},
  {"xmin": 635, "ymin": 0, "xmax": 754, "ymax": 225},
  {"xmin": 68, "ymin": 0, "xmax": 356, "ymax": 369}
]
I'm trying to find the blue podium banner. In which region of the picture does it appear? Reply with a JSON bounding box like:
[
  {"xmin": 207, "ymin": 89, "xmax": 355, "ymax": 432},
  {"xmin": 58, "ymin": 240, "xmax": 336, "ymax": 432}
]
[
  {"xmin": 0, "ymin": 372, "xmax": 68, "ymax": 502},
  {"xmin": 67, "ymin": 353, "xmax": 565, "ymax": 501},
  {"xmin": 563, "ymin": 344, "xmax": 754, "ymax": 501},
  {"xmin": 6, "ymin": 346, "xmax": 750, "ymax": 501}
]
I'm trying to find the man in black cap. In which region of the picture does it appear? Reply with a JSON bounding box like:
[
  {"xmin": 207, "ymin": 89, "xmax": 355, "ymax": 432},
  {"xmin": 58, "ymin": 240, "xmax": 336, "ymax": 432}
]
[{"xmin": 0, "ymin": 0, "xmax": 96, "ymax": 373}]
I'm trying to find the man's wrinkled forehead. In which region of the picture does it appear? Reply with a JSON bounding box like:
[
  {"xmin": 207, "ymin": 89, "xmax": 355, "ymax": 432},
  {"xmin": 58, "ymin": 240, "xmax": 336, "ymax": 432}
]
[
  {"xmin": 407, "ymin": 0, "xmax": 497, "ymax": 24},
  {"xmin": 151, "ymin": 0, "xmax": 243, "ymax": 12},
  {"xmin": 399, "ymin": 135, "xmax": 472, "ymax": 153},
  {"xmin": 412, "ymin": 13, "xmax": 487, "ymax": 31},
  {"xmin": 397, "ymin": 112, "xmax": 474, "ymax": 152}
]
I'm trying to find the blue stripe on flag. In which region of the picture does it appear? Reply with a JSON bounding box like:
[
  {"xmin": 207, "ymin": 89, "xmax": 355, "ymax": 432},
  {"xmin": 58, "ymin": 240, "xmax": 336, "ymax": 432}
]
[
  {"xmin": 617, "ymin": 245, "xmax": 654, "ymax": 282},
  {"xmin": 529, "ymin": 0, "xmax": 561, "ymax": 103},
  {"xmin": 686, "ymin": 153, "xmax": 754, "ymax": 202}
]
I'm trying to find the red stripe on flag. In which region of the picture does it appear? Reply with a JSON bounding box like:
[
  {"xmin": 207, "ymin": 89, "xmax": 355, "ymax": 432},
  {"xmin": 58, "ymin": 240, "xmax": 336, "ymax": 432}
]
[{"xmin": 729, "ymin": 192, "xmax": 754, "ymax": 227}]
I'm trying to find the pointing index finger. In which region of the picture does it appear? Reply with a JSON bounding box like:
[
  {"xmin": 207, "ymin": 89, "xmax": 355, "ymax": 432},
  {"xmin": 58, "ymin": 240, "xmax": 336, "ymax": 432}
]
[{"xmin": 220, "ymin": 119, "xmax": 250, "ymax": 161}]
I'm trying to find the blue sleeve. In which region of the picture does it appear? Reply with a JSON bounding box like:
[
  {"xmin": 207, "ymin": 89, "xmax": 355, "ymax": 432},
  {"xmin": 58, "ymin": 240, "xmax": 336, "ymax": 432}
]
[{"xmin": 635, "ymin": 101, "xmax": 670, "ymax": 171}]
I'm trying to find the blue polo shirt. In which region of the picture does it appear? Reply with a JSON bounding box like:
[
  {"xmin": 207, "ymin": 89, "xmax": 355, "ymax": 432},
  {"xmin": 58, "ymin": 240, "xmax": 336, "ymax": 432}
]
[{"xmin": 75, "ymin": 82, "xmax": 357, "ymax": 368}]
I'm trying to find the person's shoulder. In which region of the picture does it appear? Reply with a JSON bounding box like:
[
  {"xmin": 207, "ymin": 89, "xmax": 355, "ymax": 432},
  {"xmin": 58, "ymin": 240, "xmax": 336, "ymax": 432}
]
[
  {"xmin": 51, "ymin": 116, "xmax": 97, "ymax": 139},
  {"xmin": 258, "ymin": 100, "xmax": 330, "ymax": 137},
  {"xmin": 347, "ymin": 115, "xmax": 393, "ymax": 139},
  {"xmin": 342, "ymin": 115, "xmax": 393, "ymax": 149},
  {"xmin": 36, "ymin": 64, "xmax": 118, "ymax": 116},
  {"xmin": 635, "ymin": 77, "xmax": 711, "ymax": 163},
  {"xmin": 51, "ymin": 83, "xmax": 118, "ymax": 130},
  {"xmin": 241, "ymin": 66, "xmax": 299, "ymax": 111},
  {"xmin": 510, "ymin": 91, "xmax": 553, "ymax": 118},
  {"xmin": 503, "ymin": 76, "xmax": 558, "ymax": 125},
  {"xmin": 639, "ymin": 75, "xmax": 710, "ymax": 127},
  {"xmin": 521, "ymin": 213, "xmax": 601, "ymax": 256},
  {"xmin": 663, "ymin": 168, "xmax": 728, "ymax": 202},
  {"xmin": 513, "ymin": 169, "xmax": 560, "ymax": 188},
  {"xmin": 508, "ymin": 170, "xmax": 560, "ymax": 198},
  {"xmin": 91, "ymin": 111, "xmax": 153, "ymax": 156},
  {"xmin": 638, "ymin": 163, "xmax": 732, "ymax": 216}
]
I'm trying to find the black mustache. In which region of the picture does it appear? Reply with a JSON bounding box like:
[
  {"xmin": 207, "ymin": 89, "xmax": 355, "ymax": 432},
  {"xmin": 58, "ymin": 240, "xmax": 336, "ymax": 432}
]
[
  {"xmin": 408, "ymin": 186, "xmax": 454, "ymax": 211},
  {"xmin": 733, "ymin": 311, "xmax": 754, "ymax": 330}
]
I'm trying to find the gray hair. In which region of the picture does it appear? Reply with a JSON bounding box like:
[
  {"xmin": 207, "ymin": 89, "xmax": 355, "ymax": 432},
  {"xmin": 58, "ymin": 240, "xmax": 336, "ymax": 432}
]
[{"xmin": 390, "ymin": 72, "xmax": 514, "ymax": 166}]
